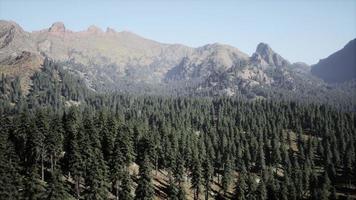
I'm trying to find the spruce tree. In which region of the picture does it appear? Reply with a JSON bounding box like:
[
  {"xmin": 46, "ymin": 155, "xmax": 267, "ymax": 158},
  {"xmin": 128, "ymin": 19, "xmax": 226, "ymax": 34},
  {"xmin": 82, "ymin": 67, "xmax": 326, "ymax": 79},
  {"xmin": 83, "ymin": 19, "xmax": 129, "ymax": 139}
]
[
  {"xmin": 46, "ymin": 114, "xmax": 64, "ymax": 172},
  {"xmin": 63, "ymin": 108, "xmax": 82, "ymax": 199},
  {"xmin": 222, "ymin": 157, "xmax": 232, "ymax": 195},
  {"xmin": 23, "ymin": 166, "xmax": 46, "ymax": 200},
  {"xmin": 202, "ymin": 158, "xmax": 213, "ymax": 200},
  {"xmin": 83, "ymin": 110, "xmax": 109, "ymax": 200},
  {"xmin": 119, "ymin": 169, "xmax": 133, "ymax": 200},
  {"xmin": 46, "ymin": 169, "xmax": 69, "ymax": 200},
  {"xmin": 191, "ymin": 155, "xmax": 202, "ymax": 200},
  {"xmin": 167, "ymin": 178, "xmax": 179, "ymax": 200},
  {"xmin": 135, "ymin": 155, "xmax": 154, "ymax": 200},
  {"xmin": 34, "ymin": 109, "xmax": 49, "ymax": 181},
  {"xmin": 320, "ymin": 172, "xmax": 331, "ymax": 200},
  {"xmin": 177, "ymin": 184, "xmax": 187, "ymax": 200},
  {"xmin": 234, "ymin": 173, "xmax": 247, "ymax": 200},
  {"xmin": 0, "ymin": 117, "xmax": 23, "ymax": 199}
]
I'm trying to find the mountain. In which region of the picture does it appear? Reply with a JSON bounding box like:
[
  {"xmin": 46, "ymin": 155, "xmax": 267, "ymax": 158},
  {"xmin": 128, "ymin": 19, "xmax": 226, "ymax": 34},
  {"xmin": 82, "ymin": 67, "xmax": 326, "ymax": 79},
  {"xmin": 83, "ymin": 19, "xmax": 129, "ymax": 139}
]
[
  {"xmin": 165, "ymin": 43, "xmax": 249, "ymax": 81},
  {"xmin": 0, "ymin": 20, "xmax": 195, "ymax": 90},
  {"xmin": 0, "ymin": 20, "xmax": 42, "ymax": 92},
  {"xmin": 0, "ymin": 20, "xmax": 355, "ymax": 107},
  {"xmin": 251, "ymin": 42, "xmax": 290, "ymax": 68},
  {"xmin": 311, "ymin": 39, "xmax": 356, "ymax": 83},
  {"xmin": 2, "ymin": 57, "xmax": 355, "ymax": 199}
]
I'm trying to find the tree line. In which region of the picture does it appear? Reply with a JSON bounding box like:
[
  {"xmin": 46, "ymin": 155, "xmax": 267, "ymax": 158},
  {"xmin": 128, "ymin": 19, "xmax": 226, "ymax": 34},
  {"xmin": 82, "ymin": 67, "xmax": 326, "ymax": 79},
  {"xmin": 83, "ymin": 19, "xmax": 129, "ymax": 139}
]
[{"xmin": 0, "ymin": 59, "xmax": 355, "ymax": 199}]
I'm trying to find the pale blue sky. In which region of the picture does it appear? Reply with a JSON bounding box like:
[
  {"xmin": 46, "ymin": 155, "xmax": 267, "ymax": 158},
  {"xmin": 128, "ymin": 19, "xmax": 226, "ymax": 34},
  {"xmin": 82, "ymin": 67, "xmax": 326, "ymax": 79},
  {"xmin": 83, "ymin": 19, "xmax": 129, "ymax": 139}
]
[{"xmin": 1, "ymin": 0, "xmax": 355, "ymax": 64}]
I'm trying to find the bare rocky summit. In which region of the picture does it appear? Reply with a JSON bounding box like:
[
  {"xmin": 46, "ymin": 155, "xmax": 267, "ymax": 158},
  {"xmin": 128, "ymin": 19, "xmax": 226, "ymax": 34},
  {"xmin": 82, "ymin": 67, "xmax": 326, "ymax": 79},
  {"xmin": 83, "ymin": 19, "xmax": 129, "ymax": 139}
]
[
  {"xmin": 0, "ymin": 20, "xmax": 354, "ymax": 102},
  {"xmin": 251, "ymin": 43, "xmax": 290, "ymax": 68}
]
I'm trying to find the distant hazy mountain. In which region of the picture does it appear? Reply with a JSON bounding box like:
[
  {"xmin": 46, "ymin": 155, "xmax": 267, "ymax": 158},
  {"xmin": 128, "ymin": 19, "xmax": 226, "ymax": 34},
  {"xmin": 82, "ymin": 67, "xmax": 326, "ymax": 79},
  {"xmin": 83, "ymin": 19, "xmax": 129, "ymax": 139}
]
[
  {"xmin": 311, "ymin": 39, "xmax": 356, "ymax": 83},
  {"xmin": 0, "ymin": 20, "xmax": 355, "ymax": 104},
  {"xmin": 0, "ymin": 20, "xmax": 194, "ymax": 87}
]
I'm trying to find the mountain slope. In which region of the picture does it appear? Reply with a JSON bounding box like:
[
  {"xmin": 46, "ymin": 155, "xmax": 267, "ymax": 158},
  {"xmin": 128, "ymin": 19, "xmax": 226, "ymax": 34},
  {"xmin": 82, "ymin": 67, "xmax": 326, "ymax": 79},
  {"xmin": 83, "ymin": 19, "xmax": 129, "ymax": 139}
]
[
  {"xmin": 165, "ymin": 43, "xmax": 249, "ymax": 81},
  {"xmin": 32, "ymin": 21, "xmax": 195, "ymax": 84},
  {"xmin": 311, "ymin": 39, "xmax": 356, "ymax": 83},
  {"xmin": 0, "ymin": 20, "xmax": 355, "ymax": 108},
  {"xmin": 0, "ymin": 20, "xmax": 196, "ymax": 89},
  {"xmin": 0, "ymin": 20, "xmax": 43, "ymax": 92},
  {"xmin": 251, "ymin": 42, "xmax": 290, "ymax": 68}
]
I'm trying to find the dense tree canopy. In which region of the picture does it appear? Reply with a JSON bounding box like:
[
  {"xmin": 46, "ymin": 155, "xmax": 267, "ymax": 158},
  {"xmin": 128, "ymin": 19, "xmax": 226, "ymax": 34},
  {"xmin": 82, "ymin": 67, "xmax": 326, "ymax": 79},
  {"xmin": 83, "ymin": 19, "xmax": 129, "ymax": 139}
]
[{"xmin": 0, "ymin": 60, "xmax": 355, "ymax": 199}]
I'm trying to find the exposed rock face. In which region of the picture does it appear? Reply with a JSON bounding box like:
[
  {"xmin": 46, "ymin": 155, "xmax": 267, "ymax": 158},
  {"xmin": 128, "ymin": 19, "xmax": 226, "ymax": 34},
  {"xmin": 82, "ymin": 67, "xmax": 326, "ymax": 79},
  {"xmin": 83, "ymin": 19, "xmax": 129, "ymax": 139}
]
[
  {"xmin": 106, "ymin": 27, "xmax": 116, "ymax": 34},
  {"xmin": 1, "ymin": 51, "xmax": 32, "ymax": 65},
  {"xmin": 165, "ymin": 43, "xmax": 249, "ymax": 81},
  {"xmin": 87, "ymin": 25, "xmax": 103, "ymax": 34},
  {"xmin": 48, "ymin": 22, "xmax": 66, "ymax": 33},
  {"xmin": 0, "ymin": 20, "xmax": 195, "ymax": 89},
  {"xmin": 0, "ymin": 20, "xmax": 35, "ymax": 52},
  {"xmin": 251, "ymin": 43, "xmax": 290, "ymax": 68},
  {"xmin": 0, "ymin": 21, "xmax": 16, "ymax": 48},
  {"xmin": 1, "ymin": 20, "xmax": 354, "ymax": 101},
  {"xmin": 311, "ymin": 39, "xmax": 356, "ymax": 83},
  {"xmin": 0, "ymin": 21, "xmax": 41, "ymax": 88}
]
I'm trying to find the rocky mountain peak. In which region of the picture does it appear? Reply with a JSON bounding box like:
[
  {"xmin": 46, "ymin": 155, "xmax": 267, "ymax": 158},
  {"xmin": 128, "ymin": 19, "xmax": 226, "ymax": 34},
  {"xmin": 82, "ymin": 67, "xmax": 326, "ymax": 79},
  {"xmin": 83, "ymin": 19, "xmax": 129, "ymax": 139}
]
[
  {"xmin": 252, "ymin": 42, "xmax": 290, "ymax": 68},
  {"xmin": 0, "ymin": 20, "xmax": 24, "ymax": 32},
  {"xmin": 106, "ymin": 27, "xmax": 116, "ymax": 34},
  {"xmin": 87, "ymin": 25, "xmax": 103, "ymax": 34},
  {"xmin": 48, "ymin": 22, "xmax": 66, "ymax": 33},
  {"xmin": 256, "ymin": 42, "xmax": 272, "ymax": 55},
  {"xmin": 0, "ymin": 20, "xmax": 33, "ymax": 50}
]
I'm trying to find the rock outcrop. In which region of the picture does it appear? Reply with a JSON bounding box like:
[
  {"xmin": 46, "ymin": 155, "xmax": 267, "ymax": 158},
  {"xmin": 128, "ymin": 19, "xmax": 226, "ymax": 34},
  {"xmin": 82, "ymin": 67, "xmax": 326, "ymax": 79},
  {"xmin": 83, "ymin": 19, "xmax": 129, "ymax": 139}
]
[
  {"xmin": 251, "ymin": 43, "xmax": 290, "ymax": 68},
  {"xmin": 48, "ymin": 22, "xmax": 65, "ymax": 33}
]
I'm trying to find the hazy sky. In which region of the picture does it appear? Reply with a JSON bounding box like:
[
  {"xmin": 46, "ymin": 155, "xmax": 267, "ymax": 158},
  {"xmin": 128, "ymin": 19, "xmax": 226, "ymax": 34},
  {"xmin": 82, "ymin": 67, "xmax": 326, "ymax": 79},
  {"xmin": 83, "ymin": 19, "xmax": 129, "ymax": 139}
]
[{"xmin": 1, "ymin": 0, "xmax": 355, "ymax": 64}]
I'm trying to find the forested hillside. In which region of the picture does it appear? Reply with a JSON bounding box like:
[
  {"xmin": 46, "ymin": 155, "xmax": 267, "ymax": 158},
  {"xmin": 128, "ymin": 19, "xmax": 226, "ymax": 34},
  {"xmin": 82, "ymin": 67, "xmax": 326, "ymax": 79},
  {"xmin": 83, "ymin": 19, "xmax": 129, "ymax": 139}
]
[{"xmin": 0, "ymin": 59, "xmax": 356, "ymax": 199}]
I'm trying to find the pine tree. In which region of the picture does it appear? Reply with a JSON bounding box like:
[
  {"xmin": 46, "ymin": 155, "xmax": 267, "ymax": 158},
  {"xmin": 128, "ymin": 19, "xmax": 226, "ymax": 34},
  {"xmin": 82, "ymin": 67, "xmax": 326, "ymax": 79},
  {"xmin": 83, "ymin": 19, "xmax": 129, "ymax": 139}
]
[
  {"xmin": 0, "ymin": 152, "xmax": 23, "ymax": 200},
  {"xmin": 34, "ymin": 109, "xmax": 49, "ymax": 181},
  {"xmin": 135, "ymin": 155, "xmax": 154, "ymax": 200},
  {"xmin": 14, "ymin": 111, "xmax": 31, "ymax": 163},
  {"xmin": 202, "ymin": 158, "xmax": 213, "ymax": 200},
  {"xmin": 110, "ymin": 125, "xmax": 135, "ymax": 199},
  {"xmin": 256, "ymin": 132, "xmax": 266, "ymax": 171},
  {"xmin": 25, "ymin": 118, "xmax": 45, "ymax": 181},
  {"xmin": 177, "ymin": 184, "xmax": 187, "ymax": 200},
  {"xmin": 46, "ymin": 114, "xmax": 64, "ymax": 172},
  {"xmin": 0, "ymin": 116, "xmax": 23, "ymax": 199},
  {"xmin": 46, "ymin": 169, "xmax": 69, "ymax": 200},
  {"xmin": 320, "ymin": 172, "xmax": 331, "ymax": 200},
  {"xmin": 234, "ymin": 173, "xmax": 247, "ymax": 200},
  {"xmin": 222, "ymin": 157, "xmax": 232, "ymax": 195},
  {"xmin": 83, "ymin": 110, "xmax": 109, "ymax": 200},
  {"xmin": 258, "ymin": 180, "xmax": 267, "ymax": 200},
  {"xmin": 174, "ymin": 152, "xmax": 185, "ymax": 185},
  {"xmin": 246, "ymin": 174, "xmax": 259, "ymax": 200},
  {"xmin": 23, "ymin": 166, "xmax": 46, "ymax": 200},
  {"xmin": 280, "ymin": 181, "xmax": 289, "ymax": 200},
  {"xmin": 63, "ymin": 108, "xmax": 82, "ymax": 199},
  {"xmin": 191, "ymin": 155, "xmax": 202, "ymax": 200},
  {"xmin": 84, "ymin": 157, "xmax": 109, "ymax": 200},
  {"xmin": 119, "ymin": 169, "xmax": 133, "ymax": 200},
  {"xmin": 167, "ymin": 178, "xmax": 179, "ymax": 200},
  {"xmin": 110, "ymin": 142, "xmax": 125, "ymax": 198}
]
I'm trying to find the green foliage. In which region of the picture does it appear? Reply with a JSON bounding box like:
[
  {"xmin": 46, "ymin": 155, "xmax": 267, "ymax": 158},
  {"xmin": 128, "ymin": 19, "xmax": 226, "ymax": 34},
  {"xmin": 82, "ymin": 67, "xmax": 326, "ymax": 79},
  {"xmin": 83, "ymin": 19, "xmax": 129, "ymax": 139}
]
[
  {"xmin": 119, "ymin": 170, "xmax": 134, "ymax": 200},
  {"xmin": 0, "ymin": 60, "xmax": 355, "ymax": 199},
  {"xmin": 23, "ymin": 166, "xmax": 46, "ymax": 200},
  {"xmin": 135, "ymin": 156, "xmax": 154, "ymax": 200},
  {"xmin": 46, "ymin": 169, "xmax": 69, "ymax": 200}
]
